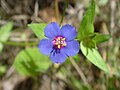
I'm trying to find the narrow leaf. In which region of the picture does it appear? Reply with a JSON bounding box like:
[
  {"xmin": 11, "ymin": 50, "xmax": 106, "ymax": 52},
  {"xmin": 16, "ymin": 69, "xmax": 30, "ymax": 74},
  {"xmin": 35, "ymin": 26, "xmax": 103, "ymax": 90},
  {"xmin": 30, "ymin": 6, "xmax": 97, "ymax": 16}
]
[
  {"xmin": 80, "ymin": 42, "xmax": 109, "ymax": 72},
  {"xmin": 28, "ymin": 23, "xmax": 47, "ymax": 39},
  {"xmin": 93, "ymin": 33, "xmax": 111, "ymax": 44},
  {"xmin": 77, "ymin": 0, "xmax": 95, "ymax": 41}
]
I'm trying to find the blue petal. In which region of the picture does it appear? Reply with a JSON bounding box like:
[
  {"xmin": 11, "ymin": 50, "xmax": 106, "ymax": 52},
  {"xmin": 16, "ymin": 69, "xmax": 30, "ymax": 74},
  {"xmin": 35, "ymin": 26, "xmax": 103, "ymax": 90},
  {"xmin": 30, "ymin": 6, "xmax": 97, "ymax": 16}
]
[
  {"xmin": 64, "ymin": 40, "xmax": 79, "ymax": 56},
  {"xmin": 38, "ymin": 39, "xmax": 53, "ymax": 55},
  {"xmin": 50, "ymin": 49, "xmax": 67, "ymax": 63},
  {"xmin": 61, "ymin": 24, "xmax": 77, "ymax": 41},
  {"xmin": 44, "ymin": 22, "xmax": 61, "ymax": 38}
]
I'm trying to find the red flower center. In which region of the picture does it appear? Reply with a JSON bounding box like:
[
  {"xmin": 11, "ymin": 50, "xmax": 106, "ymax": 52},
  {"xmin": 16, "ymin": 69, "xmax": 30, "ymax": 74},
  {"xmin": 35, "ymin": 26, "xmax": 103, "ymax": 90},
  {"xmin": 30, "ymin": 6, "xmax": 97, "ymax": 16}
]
[{"xmin": 52, "ymin": 36, "xmax": 67, "ymax": 49}]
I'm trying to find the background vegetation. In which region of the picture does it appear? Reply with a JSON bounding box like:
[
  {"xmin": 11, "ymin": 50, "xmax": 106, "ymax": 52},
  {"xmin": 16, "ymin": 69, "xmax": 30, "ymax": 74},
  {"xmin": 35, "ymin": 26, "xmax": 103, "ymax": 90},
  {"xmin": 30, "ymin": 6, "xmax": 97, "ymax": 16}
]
[{"xmin": 0, "ymin": 0, "xmax": 120, "ymax": 90}]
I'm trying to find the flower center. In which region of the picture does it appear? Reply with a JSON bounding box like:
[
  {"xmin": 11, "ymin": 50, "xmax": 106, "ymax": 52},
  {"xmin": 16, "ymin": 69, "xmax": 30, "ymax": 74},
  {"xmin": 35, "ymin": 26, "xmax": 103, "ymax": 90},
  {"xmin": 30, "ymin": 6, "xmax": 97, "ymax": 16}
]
[{"xmin": 52, "ymin": 36, "xmax": 67, "ymax": 49}]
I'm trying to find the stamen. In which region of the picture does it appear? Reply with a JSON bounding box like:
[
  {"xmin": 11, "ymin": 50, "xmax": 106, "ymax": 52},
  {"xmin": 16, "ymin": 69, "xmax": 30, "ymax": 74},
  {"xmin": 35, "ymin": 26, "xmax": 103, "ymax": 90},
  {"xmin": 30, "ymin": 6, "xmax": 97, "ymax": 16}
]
[
  {"xmin": 58, "ymin": 37, "xmax": 61, "ymax": 40},
  {"xmin": 55, "ymin": 42, "xmax": 58, "ymax": 45},
  {"xmin": 62, "ymin": 38, "xmax": 66, "ymax": 40},
  {"xmin": 53, "ymin": 36, "xmax": 67, "ymax": 49},
  {"xmin": 58, "ymin": 45, "xmax": 60, "ymax": 49},
  {"xmin": 62, "ymin": 43, "xmax": 66, "ymax": 46}
]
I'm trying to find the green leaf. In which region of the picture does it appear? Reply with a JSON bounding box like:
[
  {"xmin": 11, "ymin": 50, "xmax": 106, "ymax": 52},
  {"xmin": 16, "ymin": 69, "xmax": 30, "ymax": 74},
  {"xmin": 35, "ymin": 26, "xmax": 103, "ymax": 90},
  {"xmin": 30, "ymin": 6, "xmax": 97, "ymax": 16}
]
[
  {"xmin": 0, "ymin": 22, "xmax": 13, "ymax": 52},
  {"xmin": 99, "ymin": 0, "xmax": 108, "ymax": 6},
  {"xmin": 28, "ymin": 23, "xmax": 47, "ymax": 39},
  {"xmin": 117, "ymin": 37, "xmax": 120, "ymax": 42},
  {"xmin": 83, "ymin": 37, "xmax": 96, "ymax": 48},
  {"xmin": 80, "ymin": 42, "xmax": 109, "ymax": 72},
  {"xmin": 77, "ymin": 0, "xmax": 95, "ymax": 41},
  {"xmin": 13, "ymin": 47, "xmax": 52, "ymax": 77},
  {"xmin": 93, "ymin": 33, "xmax": 111, "ymax": 44},
  {"xmin": 0, "ymin": 65, "xmax": 7, "ymax": 76},
  {"xmin": 0, "ymin": 43, "xmax": 3, "ymax": 52}
]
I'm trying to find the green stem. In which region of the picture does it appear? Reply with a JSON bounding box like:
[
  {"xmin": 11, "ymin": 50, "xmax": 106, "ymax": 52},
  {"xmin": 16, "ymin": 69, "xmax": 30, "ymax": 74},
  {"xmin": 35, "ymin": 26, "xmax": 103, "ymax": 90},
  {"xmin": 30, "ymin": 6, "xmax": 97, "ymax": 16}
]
[
  {"xmin": 0, "ymin": 41, "xmax": 38, "ymax": 46},
  {"xmin": 60, "ymin": 0, "xmax": 68, "ymax": 26}
]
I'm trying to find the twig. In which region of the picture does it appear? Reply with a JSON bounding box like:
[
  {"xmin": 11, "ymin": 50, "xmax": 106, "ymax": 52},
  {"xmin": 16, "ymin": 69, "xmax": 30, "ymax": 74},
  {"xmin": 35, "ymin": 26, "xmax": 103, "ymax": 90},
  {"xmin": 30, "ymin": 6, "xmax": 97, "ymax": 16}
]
[
  {"xmin": 4, "ymin": 66, "xmax": 15, "ymax": 79},
  {"xmin": 109, "ymin": 0, "xmax": 116, "ymax": 47},
  {"xmin": 1, "ymin": 0, "xmax": 11, "ymax": 14},
  {"xmin": 34, "ymin": 0, "xmax": 39, "ymax": 17},
  {"xmin": 110, "ymin": 0, "xmax": 116, "ymax": 35},
  {"xmin": 69, "ymin": 57, "xmax": 89, "ymax": 85},
  {"xmin": 55, "ymin": 0, "xmax": 60, "ymax": 23}
]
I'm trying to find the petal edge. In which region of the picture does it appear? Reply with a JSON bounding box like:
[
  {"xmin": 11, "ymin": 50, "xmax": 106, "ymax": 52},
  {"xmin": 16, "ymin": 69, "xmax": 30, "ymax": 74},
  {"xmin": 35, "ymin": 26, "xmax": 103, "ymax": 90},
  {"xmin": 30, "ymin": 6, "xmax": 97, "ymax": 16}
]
[
  {"xmin": 64, "ymin": 40, "xmax": 79, "ymax": 56},
  {"xmin": 44, "ymin": 22, "xmax": 61, "ymax": 38},
  {"xmin": 38, "ymin": 39, "xmax": 53, "ymax": 55},
  {"xmin": 61, "ymin": 24, "xmax": 77, "ymax": 41}
]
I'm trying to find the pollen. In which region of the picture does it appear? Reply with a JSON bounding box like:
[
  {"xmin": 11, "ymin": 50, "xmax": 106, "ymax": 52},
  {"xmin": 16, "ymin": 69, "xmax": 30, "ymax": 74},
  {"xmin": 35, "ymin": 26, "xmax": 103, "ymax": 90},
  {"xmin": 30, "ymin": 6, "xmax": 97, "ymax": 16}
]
[
  {"xmin": 58, "ymin": 45, "xmax": 61, "ymax": 49},
  {"xmin": 58, "ymin": 37, "xmax": 61, "ymax": 40},
  {"xmin": 53, "ymin": 36, "xmax": 67, "ymax": 49},
  {"xmin": 62, "ymin": 43, "xmax": 66, "ymax": 46},
  {"xmin": 62, "ymin": 38, "xmax": 66, "ymax": 41}
]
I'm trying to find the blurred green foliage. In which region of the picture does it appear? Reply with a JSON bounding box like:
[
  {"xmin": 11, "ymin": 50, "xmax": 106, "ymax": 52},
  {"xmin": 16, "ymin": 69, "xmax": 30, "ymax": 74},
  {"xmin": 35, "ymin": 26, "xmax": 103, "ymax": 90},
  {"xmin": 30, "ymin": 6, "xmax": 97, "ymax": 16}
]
[
  {"xmin": 98, "ymin": 0, "xmax": 108, "ymax": 6},
  {"xmin": 0, "ymin": 65, "xmax": 6, "ymax": 76},
  {"xmin": 6, "ymin": 0, "xmax": 119, "ymax": 89},
  {"xmin": 0, "ymin": 22, "xmax": 13, "ymax": 53},
  {"xmin": 13, "ymin": 47, "xmax": 52, "ymax": 77}
]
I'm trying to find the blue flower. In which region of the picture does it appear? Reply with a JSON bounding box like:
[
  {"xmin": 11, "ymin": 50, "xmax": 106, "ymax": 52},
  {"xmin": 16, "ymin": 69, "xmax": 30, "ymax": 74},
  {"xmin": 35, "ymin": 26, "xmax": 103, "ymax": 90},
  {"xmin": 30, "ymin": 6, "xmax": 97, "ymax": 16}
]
[{"xmin": 38, "ymin": 22, "xmax": 80, "ymax": 63}]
